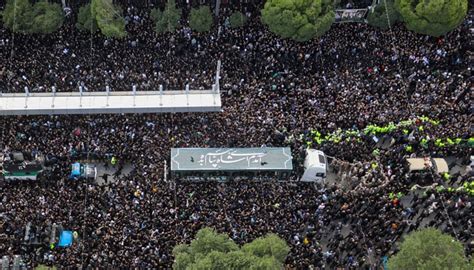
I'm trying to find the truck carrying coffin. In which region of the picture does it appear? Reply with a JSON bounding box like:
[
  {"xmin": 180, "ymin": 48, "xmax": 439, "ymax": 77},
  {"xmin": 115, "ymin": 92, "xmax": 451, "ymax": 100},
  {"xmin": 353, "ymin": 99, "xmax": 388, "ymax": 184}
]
[
  {"xmin": 2, "ymin": 161, "xmax": 43, "ymax": 181},
  {"xmin": 170, "ymin": 147, "xmax": 293, "ymax": 181}
]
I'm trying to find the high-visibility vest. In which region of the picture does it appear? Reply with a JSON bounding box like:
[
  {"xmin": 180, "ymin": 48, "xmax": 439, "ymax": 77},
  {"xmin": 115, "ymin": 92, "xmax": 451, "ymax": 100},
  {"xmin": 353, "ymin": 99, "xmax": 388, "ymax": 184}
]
[
  {"xmin": 419, "ymin": 116, "xmax": 429, "ymax": 122},
  {"xmin": 468, "ymin": 138, "xmax": 474, "ymax": 146},
  {"xmin": 111, "ymin": 156, "xmax": 117, "ymax": 165},
  {"xmin": 389, "ymin": 192, "xmax": 394, "ymax": 199},
  {"xmin": 430, "ymin": 120, "xmax": 440, "ymax": 125},
  {"xmin": 399, "ymin": 120, "xmax": 413, "ymax": 127},
  {"xmin": 442, "ymin": 173, "xmax": 450, "ymax": 181},
  {"xmin": 364, "ymin": 125, "xmax": 375, "ymax": 135},
  {"xmin": 405, "ymin": 145, "xmax": 413, "ymax": 152},
  {"xmin": 420, "ymin": 138, "xmax": 428, "ymax": 148},
  {"xmin": 387, "ymin": 123, "xmax": 396, "ymax": 132}
]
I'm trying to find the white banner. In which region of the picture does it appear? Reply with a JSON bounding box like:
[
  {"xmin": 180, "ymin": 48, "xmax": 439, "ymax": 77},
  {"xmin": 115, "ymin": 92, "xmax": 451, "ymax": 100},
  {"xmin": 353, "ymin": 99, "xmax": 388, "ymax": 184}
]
[{"xmin": 335, "ymin": 9, "xmax": 368, "ymax": 23}]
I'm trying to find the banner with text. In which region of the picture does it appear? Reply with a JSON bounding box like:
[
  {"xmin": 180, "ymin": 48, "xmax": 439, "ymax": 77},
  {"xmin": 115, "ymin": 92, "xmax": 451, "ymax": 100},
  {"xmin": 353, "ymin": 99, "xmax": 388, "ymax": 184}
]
[{"xmin": 335, "ymin": 9, "xmax": 368, "ymax": 23}]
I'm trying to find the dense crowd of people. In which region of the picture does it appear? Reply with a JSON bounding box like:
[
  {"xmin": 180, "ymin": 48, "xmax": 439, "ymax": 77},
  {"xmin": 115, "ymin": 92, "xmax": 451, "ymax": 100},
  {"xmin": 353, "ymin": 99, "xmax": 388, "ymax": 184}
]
[{"xmin": 0, "ymin": 1, "xmax": 472, "ymax": 269}]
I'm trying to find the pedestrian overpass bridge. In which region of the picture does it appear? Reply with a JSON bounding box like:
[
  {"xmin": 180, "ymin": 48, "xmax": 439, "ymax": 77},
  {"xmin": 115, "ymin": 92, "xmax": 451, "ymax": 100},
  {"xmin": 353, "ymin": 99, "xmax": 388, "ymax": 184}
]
[{"xmin": 0, "ymin": 61, "xmax": 222, "ymax": 116}]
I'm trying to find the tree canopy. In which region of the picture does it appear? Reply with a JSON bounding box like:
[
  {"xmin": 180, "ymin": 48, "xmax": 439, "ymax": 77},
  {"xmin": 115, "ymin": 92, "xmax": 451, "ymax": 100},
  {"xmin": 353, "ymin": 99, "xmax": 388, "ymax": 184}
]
[
  {"xmin": 91, "ymin": 0, "xmax": 126, "ymax": 38},
  {"xmin": 76, "ymin": 3, "xmax": 98, "ymax": 33},
  {"xmin": 229, "ymin": 11, "xmax": 247, "ymax": 28},
  {"xmin": 151, "ymin": 0, "xmax": 181, "ymax": 34},
  {"xmin": 172, "ymin": 227, "xmax": 290, "ymax": 269},
  {"xmin": 367, "ymin": 0, "xmax": 400, "ymax": 29},
  {"xmin": 395, "ymin": 0, "xmax": 467, "ymax": 37},
  {"xmin": 30, "ymin": 1, "xmax": 64, "ymax": 34},
  {"xmin": 189, "ymin": 6, "xmax": 213, "ymax": 33},
  {"xmin": 261, "ymin": 0, "xmax": 335, "ymax": 42},
  {"xmin": 388, "ymin": 228, "xmax": 471, "ymax": 270},
  {"xmin": 2, "ymin": 0, "xmax": 33, "ymax": 33},
  {"xmin": 2, "ymin": 0, "xmax": 64, "ymax": 34}
]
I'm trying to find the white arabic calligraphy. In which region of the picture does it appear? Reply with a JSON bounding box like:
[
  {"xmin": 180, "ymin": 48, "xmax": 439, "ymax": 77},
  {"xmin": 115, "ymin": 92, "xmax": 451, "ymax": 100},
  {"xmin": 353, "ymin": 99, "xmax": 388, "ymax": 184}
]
[{"xmin": 199, "ymin": 149, "xmax": 267, "ymax": 168}]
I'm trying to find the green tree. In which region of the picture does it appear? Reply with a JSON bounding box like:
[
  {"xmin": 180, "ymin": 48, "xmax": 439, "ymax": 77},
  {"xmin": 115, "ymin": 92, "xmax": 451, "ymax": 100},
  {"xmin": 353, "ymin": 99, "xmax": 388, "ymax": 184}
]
[
  {"xmin": 229, "ymin": 11, "xmax": 247, "ymax": 28},
  {"xmin": 395, "ymin": 0, "xmax": 467, "ymax": 37},
  {"xmin": 30, "ymin": 0, "xmax": 64, "ymax": 34},
  {"xmin": 189, "ymin": 6, "xmax": 213, "ymax": 32},
  {"xmin": 173, "ymin": 227, "xmax": 290, "ymax": 270},
  {"xmin": 242, "ymin": 233, "xmax": 290, "ymax": 263},
  {"xmin": 76, "ymin": 3, "xmax": 98, "ymax": 33},
  {"xmin": 151, "ymin": 0, "xmax": 181, "ymax": 34},
  {"xmin": 1, "ymin": 0, "xmax": 34, "ymax": 33},
  {"xmin": 2, "ymin": 0, "xmax": 64, "ymax": 34},
  {"xmin": 261, "ymin": 0, "xmax": 335, "ymax": 42},
  {"xmin": 91, "ymin": 0, "xmax": 126, "ymax": 38},
  {"xmin": 388, "ymin": 228, "xmax": 471, "ymax": 270},
  {"xmin": 367, "ymin": 0, "xmax": 400, "ymax": 29}
]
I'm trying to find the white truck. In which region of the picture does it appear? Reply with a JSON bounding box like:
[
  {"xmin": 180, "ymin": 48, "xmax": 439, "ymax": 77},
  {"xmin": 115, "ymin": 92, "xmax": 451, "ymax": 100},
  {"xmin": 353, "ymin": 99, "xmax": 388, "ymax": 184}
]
[{"xmin": 301, "ymin": 149, "xmax": 327, "ymax": 183}]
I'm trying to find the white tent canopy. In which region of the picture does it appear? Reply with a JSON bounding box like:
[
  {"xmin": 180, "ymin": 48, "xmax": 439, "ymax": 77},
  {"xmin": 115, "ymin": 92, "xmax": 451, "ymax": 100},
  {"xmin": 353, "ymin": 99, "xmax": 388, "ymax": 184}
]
[
  {"xmin": 406, "ymin": 157, "xmax": 449, "ymax": 173},
  {"xmin": 432, "ymin": 158, "xmax": 449, "ymax": 173}
]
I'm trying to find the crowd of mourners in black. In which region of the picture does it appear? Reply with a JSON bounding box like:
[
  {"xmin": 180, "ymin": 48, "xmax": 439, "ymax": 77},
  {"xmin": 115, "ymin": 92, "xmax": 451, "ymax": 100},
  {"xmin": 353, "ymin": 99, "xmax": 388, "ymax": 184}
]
[{"xmin": 0, "ymin": 0, "xmax": 473, "ymax": 268}]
